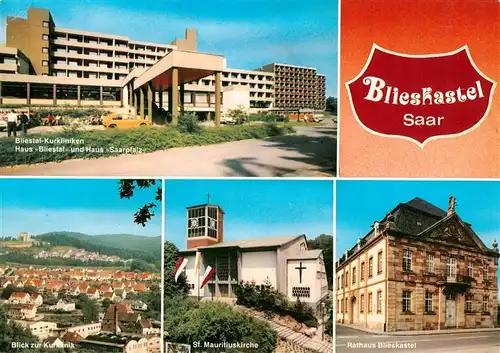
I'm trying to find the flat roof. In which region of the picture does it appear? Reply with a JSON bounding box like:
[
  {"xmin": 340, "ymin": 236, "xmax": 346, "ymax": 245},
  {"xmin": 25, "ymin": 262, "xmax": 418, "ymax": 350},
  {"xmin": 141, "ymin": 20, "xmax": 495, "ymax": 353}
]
[
  {"xmin": 181, "ymin": 235, "xmax": 305, "ymax": 253},
  {"xmin": 133, "ymin": 49, "xmax": 225, "ymax": 90},
  {"xmin": 224, "ymin": 68, "xmax": 274, "ymax": 76},
  {"xmin": 56, "ymin": 28, "xmax": 129, "ymax": 41},
  {"xmin": 0, "ymin": 73, "xmax": 123, "ymax": 87}
]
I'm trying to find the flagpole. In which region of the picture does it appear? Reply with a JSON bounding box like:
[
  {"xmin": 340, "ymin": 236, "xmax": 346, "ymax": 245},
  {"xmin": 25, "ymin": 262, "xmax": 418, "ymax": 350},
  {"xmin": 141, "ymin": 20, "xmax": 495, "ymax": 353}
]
[{"xmin": 197, "ymin": 269, "xmax": 200, "ymax": 302}]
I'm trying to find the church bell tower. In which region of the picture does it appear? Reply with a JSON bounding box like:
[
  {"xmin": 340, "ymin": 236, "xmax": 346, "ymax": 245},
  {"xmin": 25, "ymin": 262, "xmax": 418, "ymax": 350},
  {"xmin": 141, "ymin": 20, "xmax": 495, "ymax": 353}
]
[{"xmin": 186, "ymin": 202, "xmax": 225, "ymax": 249}]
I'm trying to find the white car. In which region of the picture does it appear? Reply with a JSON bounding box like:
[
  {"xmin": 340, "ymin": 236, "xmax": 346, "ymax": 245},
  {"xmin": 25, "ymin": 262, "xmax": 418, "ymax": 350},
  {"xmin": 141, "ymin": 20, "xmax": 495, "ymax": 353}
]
[
  {"xmin": 0, "ymin": 111, "xmax": 30, "ymax": 132},
  {"xmin": 0, "ymin": 111, "xmax": 11, "ymax": 132}
]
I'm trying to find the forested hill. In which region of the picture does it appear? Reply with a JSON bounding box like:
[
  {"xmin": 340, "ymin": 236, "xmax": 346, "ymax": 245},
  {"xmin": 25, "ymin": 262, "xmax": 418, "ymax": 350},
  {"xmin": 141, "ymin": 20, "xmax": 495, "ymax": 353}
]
[{"xmin": 35, "ymin": 232, "xmax": 161, "ymax": 264}]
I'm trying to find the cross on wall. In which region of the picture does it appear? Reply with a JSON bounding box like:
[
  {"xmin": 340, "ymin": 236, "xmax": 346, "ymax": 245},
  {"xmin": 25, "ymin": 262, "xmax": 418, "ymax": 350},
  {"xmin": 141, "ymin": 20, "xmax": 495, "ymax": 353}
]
[{"xmin": 295, "ymin": 262, "xmax": 307, "ymax": 284}]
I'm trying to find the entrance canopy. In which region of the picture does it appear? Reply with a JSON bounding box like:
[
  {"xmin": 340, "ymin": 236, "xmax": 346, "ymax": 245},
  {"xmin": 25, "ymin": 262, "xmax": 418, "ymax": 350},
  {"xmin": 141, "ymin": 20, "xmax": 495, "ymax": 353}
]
[{"xmin": 133, "ymin": 49, "xmax": 225, "ymax": 90}]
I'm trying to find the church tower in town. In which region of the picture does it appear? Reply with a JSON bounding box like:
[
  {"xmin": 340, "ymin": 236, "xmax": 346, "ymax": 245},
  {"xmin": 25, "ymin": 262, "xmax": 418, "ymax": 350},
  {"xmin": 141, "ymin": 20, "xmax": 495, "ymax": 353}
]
[{"xmin": 186, "ymin": 202, "xmax": 225, "ymax": 249}]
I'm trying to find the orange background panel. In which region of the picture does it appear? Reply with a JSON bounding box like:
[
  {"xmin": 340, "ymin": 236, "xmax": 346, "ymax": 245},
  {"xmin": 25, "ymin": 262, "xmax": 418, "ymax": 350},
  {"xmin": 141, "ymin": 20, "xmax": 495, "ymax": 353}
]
[{"xmin": 339, "ymin": 0, "xmax": 499, "ymax": 177}]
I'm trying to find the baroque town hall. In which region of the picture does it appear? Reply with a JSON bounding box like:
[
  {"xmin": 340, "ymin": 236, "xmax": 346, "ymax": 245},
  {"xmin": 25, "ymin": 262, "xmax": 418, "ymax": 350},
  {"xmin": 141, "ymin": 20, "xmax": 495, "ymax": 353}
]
[{"xmin": 336, "ymin": 196, "xmax": 498, "ymax": 332}]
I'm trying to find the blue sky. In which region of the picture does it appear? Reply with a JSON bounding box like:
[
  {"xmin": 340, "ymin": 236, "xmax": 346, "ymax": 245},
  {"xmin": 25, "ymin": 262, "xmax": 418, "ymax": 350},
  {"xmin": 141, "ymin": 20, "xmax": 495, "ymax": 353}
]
[
  {"xmin": 0, "ymin": 178, "xmax": 162, "ymax": 237},
  {"xmin": 165, "ymin": 179, "xmax": 333, "ymax": 250},
  {"xmin": 336, "ymin": 180, "xmax": 500, "ymax": 288},
  {"xmin": 0, "ymin": 0, "xmax": 338, "ymax": 96}
]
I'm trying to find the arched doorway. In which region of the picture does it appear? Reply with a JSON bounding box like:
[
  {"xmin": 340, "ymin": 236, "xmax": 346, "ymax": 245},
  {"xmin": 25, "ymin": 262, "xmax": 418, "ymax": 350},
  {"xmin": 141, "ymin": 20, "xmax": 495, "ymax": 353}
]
[{"xmin": 350, "ymin": 297, "xmax": 357, "ymax": 324}]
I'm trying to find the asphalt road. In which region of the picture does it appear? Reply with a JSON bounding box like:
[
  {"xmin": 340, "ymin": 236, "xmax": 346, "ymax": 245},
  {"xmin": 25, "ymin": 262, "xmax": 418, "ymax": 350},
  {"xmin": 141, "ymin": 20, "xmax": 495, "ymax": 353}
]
[
  {"xmin": 336, "ymin": 326, "xmax": 500, "ymax": 353},
  {"xmin": 0, "ymin": 121, "xmax": 336, "ymax": 177}
]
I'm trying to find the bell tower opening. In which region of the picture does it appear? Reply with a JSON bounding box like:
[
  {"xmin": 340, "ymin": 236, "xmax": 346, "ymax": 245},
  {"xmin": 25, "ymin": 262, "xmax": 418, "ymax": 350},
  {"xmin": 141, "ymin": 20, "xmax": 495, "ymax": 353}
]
[{"xmin": 186, "ymin": 202, "xmax": 224, "ymax": 249}]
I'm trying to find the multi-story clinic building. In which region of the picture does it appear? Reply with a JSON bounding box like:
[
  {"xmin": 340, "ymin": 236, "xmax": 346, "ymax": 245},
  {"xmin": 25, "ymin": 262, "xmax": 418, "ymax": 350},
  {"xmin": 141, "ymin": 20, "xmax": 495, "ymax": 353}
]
[
  {"xmin": 0, "ymin": 7, "xmax": 326, "ymax": 122},
  {"xmin": 335, "ymin": 196, "xmax": 498, "ymax": 332}
]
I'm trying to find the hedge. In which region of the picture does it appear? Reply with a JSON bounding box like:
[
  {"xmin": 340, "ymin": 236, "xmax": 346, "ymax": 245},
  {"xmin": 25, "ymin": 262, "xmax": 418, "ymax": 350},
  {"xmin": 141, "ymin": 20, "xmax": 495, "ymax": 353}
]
[
  {"xmin": 0, "ymin": 123, "xmax": 295, "ymax": 167},
  {"xmin": 248, "ymin": 113, "xmax": 289, "ymax": 123}
]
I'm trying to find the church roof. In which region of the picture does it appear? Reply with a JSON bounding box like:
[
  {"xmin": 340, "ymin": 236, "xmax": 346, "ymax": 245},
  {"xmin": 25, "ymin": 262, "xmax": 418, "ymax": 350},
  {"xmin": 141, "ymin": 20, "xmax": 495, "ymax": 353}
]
[
  {"xmin": 194, "ymin": 235, "xmax": 305, "ymax": 251},
  {"xmin": 288, "ymin": 249, "xmax": 322, "ymax": 260}
]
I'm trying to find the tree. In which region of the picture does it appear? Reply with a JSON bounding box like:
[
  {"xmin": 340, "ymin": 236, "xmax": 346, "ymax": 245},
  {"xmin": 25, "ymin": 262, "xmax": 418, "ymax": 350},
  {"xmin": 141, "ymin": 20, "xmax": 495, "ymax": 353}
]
[
  {"xmin": 102, "ymin": 298, "xmax": 112, "ymax": 310},
  {"xmin": 0, "ymin": 284, "xmax": 38, "ymax": 300},
  {"xmin": 0, "ymin": 306, "xmax": 39, "ymax": 353},
  {"xmin": 308, "ymin": 234, "xmax": 333, "ymax": 287},
  {"xmin": 167, "ymin": 300, "xmax": 277, "ymax": 353},
  {"xmin": 130, "ymin": 259, "xmax": 153, "ymax": 273},
  {"xmin": 119, "ymin": 179, "xmax": 162, "ymax": 226},
  {"xmin": 82, "ymin": 299, "xmax": 99, "ymax": 323},
  {"xmin": 325, "ymin": 97, "xmax": 337, "ymax": 115},
  {"xmin": 164, "ymin": 241, "xmax": 189, "ymax": 298}
]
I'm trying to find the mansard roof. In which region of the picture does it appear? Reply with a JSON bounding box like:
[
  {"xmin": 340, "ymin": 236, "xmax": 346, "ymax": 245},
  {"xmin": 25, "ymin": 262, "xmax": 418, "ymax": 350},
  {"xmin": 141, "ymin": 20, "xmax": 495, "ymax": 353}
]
[{"xmin": 337, "ymin": 197, "xmax": 498, "ymax": 269}]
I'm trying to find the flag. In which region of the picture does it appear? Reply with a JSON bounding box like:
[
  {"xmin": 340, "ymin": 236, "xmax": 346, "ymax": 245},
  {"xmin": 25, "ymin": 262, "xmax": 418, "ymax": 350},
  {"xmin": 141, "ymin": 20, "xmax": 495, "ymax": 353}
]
[
  {"xmin": 173, "ymin": 257, "xmax": 188, "ymax": 282},
  {"xmin": 200, "ymin": 266, "xmax": 215, "ymax": 289},
  {"xmin": 194, "ymin": 252, "xmax": 201, "ymax": 276}
]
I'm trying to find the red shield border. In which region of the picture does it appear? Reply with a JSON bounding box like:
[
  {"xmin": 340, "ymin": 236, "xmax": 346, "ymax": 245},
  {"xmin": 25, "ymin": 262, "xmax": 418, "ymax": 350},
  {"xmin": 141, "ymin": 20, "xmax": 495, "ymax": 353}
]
[{"xmin": 345, "ymin": 44, "xmax": 497, "ymax": 148}]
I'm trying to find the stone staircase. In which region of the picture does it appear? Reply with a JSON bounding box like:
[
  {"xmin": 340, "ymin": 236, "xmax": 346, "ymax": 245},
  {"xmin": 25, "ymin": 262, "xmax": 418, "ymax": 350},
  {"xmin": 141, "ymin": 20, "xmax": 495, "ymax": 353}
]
[{"xmin": 247, "ymin": 311, "xmax": 332, "ymax": 353}]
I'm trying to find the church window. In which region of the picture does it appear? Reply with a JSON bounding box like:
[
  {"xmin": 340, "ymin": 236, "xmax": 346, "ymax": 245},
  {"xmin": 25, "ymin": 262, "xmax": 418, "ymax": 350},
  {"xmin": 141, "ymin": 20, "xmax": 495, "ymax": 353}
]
[
  {"xmin": 360, "ymin": 261, "xmax": 365, "ymax": 281},
  {"xmin": 377, "ymin": 251, "xmax": 383, "ymax": 274},
  {"xmin": 483, "ymin": 266, "xmax": 488, "ymax": 281},
  {"xmin": 465, "ymin": 294, "xmax": 473, "ymax": 313},
  {"xmin": 377, "ymin": 291, "xmax": 382, "ymax": 313},
  {"xmin": 368, "ymin": 292, "xmax": 373, "ymax": 313},
  {"xmin": 402, "ymin": 290, "xmax": 412, "ymax": 313},
  {"xmin": 482, "ymin": 296, "xmax": 488, "ymax": 313},
  {"xmin": 467, "ymin": 262, "xmax": 473, "ymax": 277},
  {"xmin": 360, "ymin": 294, "xmax": 365, "ymax": 313},
  {"xmin": 368, "ymin": 257, "xmax": 373, "ymax": 278},
  {"xmin": 424, "ymin": 291, "xmax": 433, "ymax": 313},
  {"xmin": 292, "ymin": 287, "xmax": 310, "ymax": 298},
  {"xmin": 426, "ymin": 254, "xmax": 434, "ymax": 273},
  {"xmin": 403, "ymin": 249, "xmax": 412, "ymax": 271},
  {"xmin": 352, "ymin": 267, "xmax": 356, "ymax": 284}
]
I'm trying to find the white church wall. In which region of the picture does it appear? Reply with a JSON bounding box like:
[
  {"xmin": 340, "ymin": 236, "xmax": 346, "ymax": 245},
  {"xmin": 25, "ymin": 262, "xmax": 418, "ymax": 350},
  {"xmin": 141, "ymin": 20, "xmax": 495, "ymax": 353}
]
[
  {"xmin": 277, "ymin": 236, "xmax": 307, "ymax": 294},
  {"xmin": 240, "ymin": 251, "xmax": 278, "ymax": 288},
  {"xmin": 183, "ymin": 254, "xmax": 198, "ymax": 296},
  {"xmin": 287, "ymin": 258, "xmax": 320, "ymax": 304}
]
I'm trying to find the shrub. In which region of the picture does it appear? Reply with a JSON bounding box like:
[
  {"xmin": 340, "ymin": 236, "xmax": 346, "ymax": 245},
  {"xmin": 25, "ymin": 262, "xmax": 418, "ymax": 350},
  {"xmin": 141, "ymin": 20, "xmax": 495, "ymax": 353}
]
[
  {"xmin": 325, "ymin": 309, "xmax": 333, "ymax": 336},
  {"xmin": 167, "ymin": 299, "xmax": 276, "ymax": 353},
  {"xmin": 0, "ymin": 123, "xmax": 295, "ymax": 167},
  {"xmin": 227, "ymin": 106, "xmax": 249, "ymax": 125},
  {"xmin": 291, "ymin": 298, "xmax": 318, "ymax": 328},
  {"xmin": 249, "ymin": 113, "xmax": 289, "ymax": 123},
  {"xmin": 236, "ymin": 280, "xmax": 318, "ymax": 327},
  {"xmin": 177, "ymin": 111, "xmax": 202, "ymax": 133}
]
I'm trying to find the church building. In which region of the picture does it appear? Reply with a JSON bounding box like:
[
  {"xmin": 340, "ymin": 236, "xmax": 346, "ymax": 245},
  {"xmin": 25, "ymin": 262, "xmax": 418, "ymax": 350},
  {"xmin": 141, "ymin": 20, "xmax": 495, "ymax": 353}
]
[
  {"xmin": 335, "ymin": 196, "xmax": 499, "ymax": 332},
  {"xmin": 178, "ymin": 203, "xmax": 328, "ymax": 307}
]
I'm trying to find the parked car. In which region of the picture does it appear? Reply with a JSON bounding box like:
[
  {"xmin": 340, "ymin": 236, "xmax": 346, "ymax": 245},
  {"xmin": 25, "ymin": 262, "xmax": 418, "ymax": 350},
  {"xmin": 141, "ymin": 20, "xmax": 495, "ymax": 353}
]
[{"xmin": 102, "ymin": 113, "xmax": 151, "ymax": 128}]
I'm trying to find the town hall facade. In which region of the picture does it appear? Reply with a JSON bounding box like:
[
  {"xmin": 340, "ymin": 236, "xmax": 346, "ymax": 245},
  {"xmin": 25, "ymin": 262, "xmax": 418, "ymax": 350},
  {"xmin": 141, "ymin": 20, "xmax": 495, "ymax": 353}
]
[
  {"xmin": 179, "ymin": 203, "xmax": 328, "ymax": 308},
  {"xmin": 335, "ymin": 196, "xmax": 499, "ymax": 332}
]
